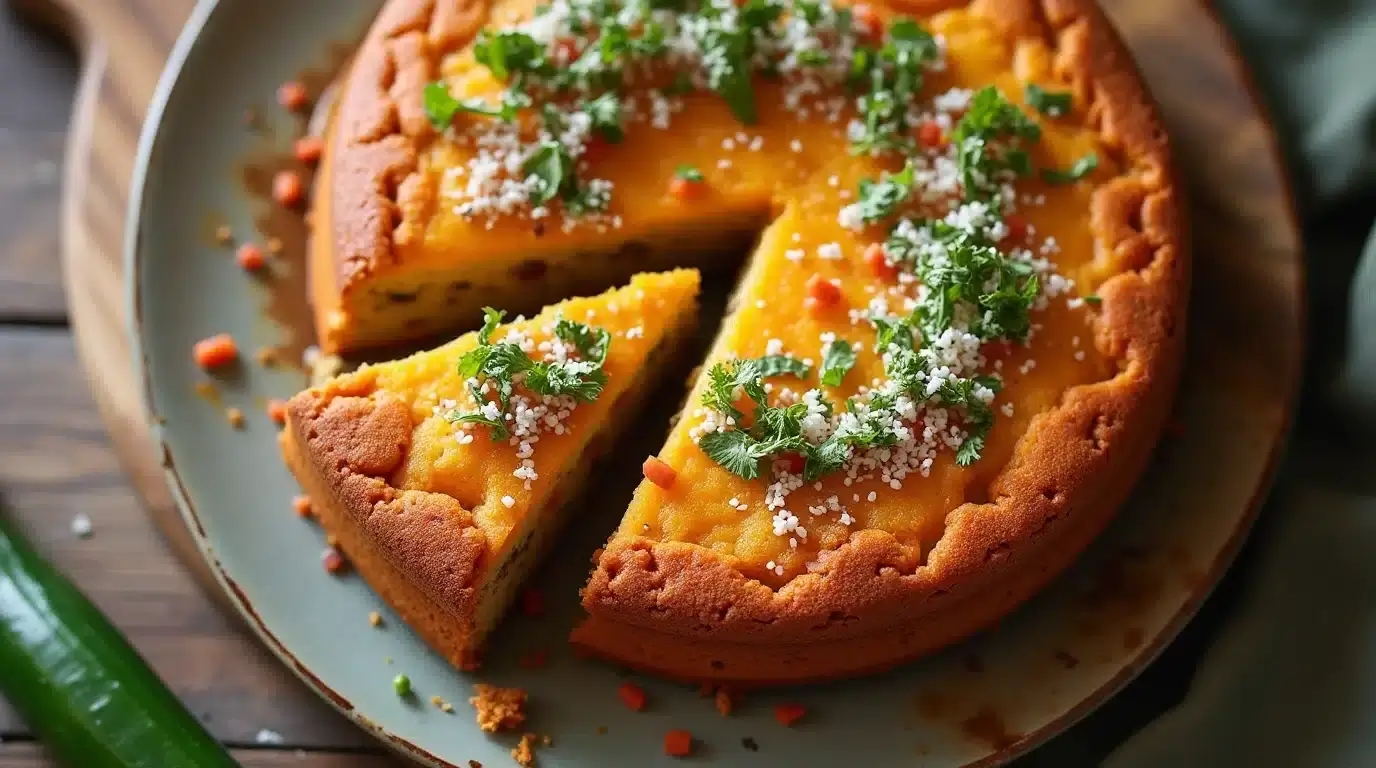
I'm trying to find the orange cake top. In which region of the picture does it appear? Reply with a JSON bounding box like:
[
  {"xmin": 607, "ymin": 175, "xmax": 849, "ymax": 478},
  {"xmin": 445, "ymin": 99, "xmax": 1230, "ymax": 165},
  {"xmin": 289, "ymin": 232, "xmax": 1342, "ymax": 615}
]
[
  {"xmin": 330, "ymin": 0, "xmax": 1180, "ymax": 590},
  {"xmin": 299, "ymin": 270, "xmax": 699, "ymax": 552}
]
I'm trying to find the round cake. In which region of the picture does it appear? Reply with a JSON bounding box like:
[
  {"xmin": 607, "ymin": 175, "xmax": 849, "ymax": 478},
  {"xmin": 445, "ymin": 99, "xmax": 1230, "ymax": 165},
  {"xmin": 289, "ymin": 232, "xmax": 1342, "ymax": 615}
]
[{"xmin": 303, "ymin": 0, "xmax": 1186, "ymax": 685}]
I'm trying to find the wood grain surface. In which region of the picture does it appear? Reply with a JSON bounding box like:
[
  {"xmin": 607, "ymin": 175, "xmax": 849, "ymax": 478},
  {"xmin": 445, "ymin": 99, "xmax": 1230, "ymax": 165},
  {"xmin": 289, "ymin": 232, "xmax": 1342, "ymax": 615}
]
[{"xmin": 0, "ymin": 0, "xmax": 1302, "ymax": 765}]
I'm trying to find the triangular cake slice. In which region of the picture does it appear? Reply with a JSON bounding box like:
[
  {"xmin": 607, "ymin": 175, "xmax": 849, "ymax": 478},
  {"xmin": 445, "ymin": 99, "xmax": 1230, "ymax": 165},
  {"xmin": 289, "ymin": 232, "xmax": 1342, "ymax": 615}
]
[{"xmin": 282, "ymin": 270, "xmax": 700, "ymax": 668}]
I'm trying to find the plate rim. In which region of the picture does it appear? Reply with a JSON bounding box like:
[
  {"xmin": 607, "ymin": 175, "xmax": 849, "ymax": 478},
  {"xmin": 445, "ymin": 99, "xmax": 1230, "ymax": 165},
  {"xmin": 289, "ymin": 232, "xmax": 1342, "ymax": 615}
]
[{"xmin": 121, "ymin": 0, "xmax": 1307, "ymax": 764}]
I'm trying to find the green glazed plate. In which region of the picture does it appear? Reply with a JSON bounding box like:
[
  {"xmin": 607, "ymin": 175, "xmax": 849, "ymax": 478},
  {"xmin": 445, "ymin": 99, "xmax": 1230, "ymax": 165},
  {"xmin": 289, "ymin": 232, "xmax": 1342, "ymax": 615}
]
[{"xmin": 128, "ymin": 0, "xmax": 1302, "ymax": 765}]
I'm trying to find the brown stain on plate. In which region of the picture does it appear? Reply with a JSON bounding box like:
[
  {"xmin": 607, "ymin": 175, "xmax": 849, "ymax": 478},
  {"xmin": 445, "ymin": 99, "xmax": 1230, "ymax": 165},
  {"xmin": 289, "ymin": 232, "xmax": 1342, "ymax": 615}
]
[{"xmin": 960, "ymin": 708, "xmax": 1022, "ymax": 752}]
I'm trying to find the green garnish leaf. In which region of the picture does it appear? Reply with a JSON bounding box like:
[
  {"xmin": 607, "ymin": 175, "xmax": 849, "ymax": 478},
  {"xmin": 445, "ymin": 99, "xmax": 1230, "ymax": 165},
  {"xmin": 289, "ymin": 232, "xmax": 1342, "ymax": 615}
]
[
  {"xmin": 1042, "ymin": 152, "xmax": 1099, "ymax": 184},
  {"xmin": 755, "ymin": 355, "xmax": 810, "ymax": 379},
  {"xmin": 448, "ymin": 410, "xmax": 509, "ymax": 441},
  {"xmin": 820, "ymin": 340, "xmax": 857, "ymax": 386},
  {"xmin": 699, "ymin": 430, "xmax": 765, "ymax": 480},
  {"xmin": 953, "ymin": 86, "xmax": 1043, "ymax": 200},
  {"xmin": 871, "ymin": 315, "xmax": 917, "ymax": 352},
  {"xmin": 477, "ymin": 307, "xmax": 505, "ymax": 344},
  {"xmin": 555, "ymin": 318, "xmax": 612, "ymax": 364},
  {"xmin": 526, "ymin": 360, "xmax": 608, "ymax": 401},
  {"xmin": 523, "ymin": 140, "xmax": 576, "ymax": 205},
  {"xmin": 474, "ymin": 30, "xmax": 548, "ymax": 80},
  {"xmin": 1025, "ymin": 83, "xmax": 1072, "ymax": 117},
  {"xmin": 582, "ymin": 92, "xmax": 625, "ymax": 143},
  {"xmin": 423, "ymin": 82, "xmax": 462, "ymax": 130},
  {"xmin": 675, "ymin": 165, "xmax": 704, "ymax": 182},
  {"xmin": 855, "ymin": 161, "xmax": 914, "ymax": 222},
  {"xmin": 1084, "ymin": 294, "xmax": 1102, "ymax": 305}
]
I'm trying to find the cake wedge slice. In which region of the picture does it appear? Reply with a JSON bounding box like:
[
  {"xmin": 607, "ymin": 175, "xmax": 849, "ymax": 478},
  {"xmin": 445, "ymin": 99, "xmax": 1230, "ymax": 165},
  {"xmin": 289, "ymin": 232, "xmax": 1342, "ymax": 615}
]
[{"xmin": 282, "ymin": 269, "xmax": 700, "ymax": 669}]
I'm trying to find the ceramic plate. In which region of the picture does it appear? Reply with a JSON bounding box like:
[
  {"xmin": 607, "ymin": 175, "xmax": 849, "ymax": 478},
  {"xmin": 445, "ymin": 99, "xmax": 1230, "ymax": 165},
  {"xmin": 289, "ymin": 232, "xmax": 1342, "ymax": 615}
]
[{"xmin": 128, "ymin": 0, "xmax": 1302, "ymax": 765}]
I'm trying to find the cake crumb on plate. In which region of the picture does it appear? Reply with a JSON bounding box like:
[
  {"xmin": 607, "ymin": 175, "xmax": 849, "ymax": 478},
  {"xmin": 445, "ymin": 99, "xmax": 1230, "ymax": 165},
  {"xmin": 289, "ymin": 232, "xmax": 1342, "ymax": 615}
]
[{"xmin": 471, "ymin": 684, "xmax": 526, "ymax": 732}]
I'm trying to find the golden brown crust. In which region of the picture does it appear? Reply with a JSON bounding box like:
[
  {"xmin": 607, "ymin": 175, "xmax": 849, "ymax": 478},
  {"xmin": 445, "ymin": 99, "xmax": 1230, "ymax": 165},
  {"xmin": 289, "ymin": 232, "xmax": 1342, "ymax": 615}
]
[
  {"xmin": 572, "ymin": 0, "xmax": 1187, "ymax": 683},
  {"xmin": 327, "ymin": 0, "xmax": 487, "ymax": 307},
  {"xmin": 283, "ymin": 384, "xmax": 490, "ymax": 670}
]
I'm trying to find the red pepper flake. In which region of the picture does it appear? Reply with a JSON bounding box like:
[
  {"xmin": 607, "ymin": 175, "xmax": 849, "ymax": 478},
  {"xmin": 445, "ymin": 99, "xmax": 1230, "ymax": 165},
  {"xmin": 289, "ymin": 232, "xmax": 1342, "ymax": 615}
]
[
  {"xmin": 193, "ymin": 334, "xmax": 238, "ymax": 369},
  {"xmin": 779, "ymin": 452, "xmax": 806, "ymax": 474},
  {"xmin": 321, "ymin": 547, "xmax": 349, "ymax": 574},
  {"xmin": 663, "ymin": 730, "xmax": 693, "ymax": 757},
  {"xmin": 917, "ymin": 120, "xmax": 945, "ymax": 149},
  {"xmin": 1002, "ymin": 213, "xmax": 1028, "ymax": 244},
  {"xmin": 235, "ymin": 242, "xmax": 266, "ymax": 272},
  {"xmin": 774, "ymin": 703, "xmax": 806, "ymax": 727},
  {"xmin": 553, "ymin": 37, "xmax": 580, "ymax": 62},
  {"xmin": 805, "ymin": 274, "xmax": 843, "ymax": 311},
  {"xmin": 272, "ymin": 170, "xmax": 305, "ymax": 208},
  {"xmin": 668, "ymin": 174, "xmax": 705, "ymax": 201},
  {"xmin": 277, "ymin": 80, "xmax": 309, "ymax": 111},
  {"xmin": 292, "ymin": 495, "xmax": 313, "ymax": 519},
  {"xmin": 714, "ymin": 689, "xmax": 734, "ymax": 716},
  {"xmin": 643, "ymin": 456, "xmax": 677, "ymax": 489},
  {"xmin": 863, "ymin": 243, "xmax": 897, "ymax": 280},
  {"xmin": 520, "ymin": 589, "xmax": 545, "ymax": 616},
  {"xmin": 267, "ymin": 399, "xmax": 289, "ymax": 426},
  {"xmin": 581, "ymin": 135, "xmax": 609, "ymax": 165},
  {"xmin": 294, "ymin": 136, "xmax": 324, "ymax": 165},
  {"xmin": 618, "ymin": 683, "xmax": 647, "ymax": 712},
  {"xmin": 850, "ymin": 4, "xmax": 883, "ymax": 39}
]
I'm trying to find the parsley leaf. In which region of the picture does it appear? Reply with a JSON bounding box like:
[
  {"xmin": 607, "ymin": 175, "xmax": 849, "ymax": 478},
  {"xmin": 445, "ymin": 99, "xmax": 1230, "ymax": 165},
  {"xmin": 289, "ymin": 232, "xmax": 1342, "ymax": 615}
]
[
  {"xmin": 820, "ymin": 340, "xmax": 857, "ymax": 386},
  {"xmin": 1041, "ymin": 152, "xmax": 1098, "ymax": 184},
  {"xmin": 523, "ymin": 141, "xmax": 575, "ymax": 205},
  {"xmin": 855, "ymin": 161, "xmax": 914, "ymax": 223},
  {"xmin": 1084, "ymin": 294, "xmax": 1102, "ymax": 305},
  {"xmin": 447, "ymin": 410, "xmax": 509, "ymax": 440},
  {"xmin": 1025, "ymin": 83, "xmax": 1072, "ymax": 117},
  {"xmin": 526, "ymin": 360, "xmax": 608, "ymax": 401},
  {"xmin": 675, "ymin": 165, "xmax": 704, "ymax": 182},
  {"xmin": 423, "ymin": 82, "xmax": 463, "ymax": 130},
  {"xmin": 755, "ymin": 355, "xmax": 810, "ymax": 379},
  {"xmin": 477, "ymin": 307, "xmax": 505, "ymax": 344},
  {"xmin": 889, "ymin": 222, "xmax": 1040, "ymax": 343},
  {"xmin": 953, "ymin": 86, "xmax": 1042, "ymax": 201},
  {"xmin": 555, "ymin": 318, "xmax": 611, "ymax": 364},
  {"xmin": 474, "ymin": 30, "xmax": 548, "ymax": 81},
  {"xmin": 871, "ymin": 314, "xmax": 917, "ymax": 352},
  {"xmin": 582, "ymin": 93, "xmax": 625, "ymax": 143},
  {"xmin": 699, "ymin": 430, "xmax": 766, "ymax": 480}
]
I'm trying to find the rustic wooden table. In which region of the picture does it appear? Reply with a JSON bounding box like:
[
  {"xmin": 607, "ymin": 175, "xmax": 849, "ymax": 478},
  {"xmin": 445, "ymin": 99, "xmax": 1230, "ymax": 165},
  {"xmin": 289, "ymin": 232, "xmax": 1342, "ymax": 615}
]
[{"xmin": 0, "ymin": 5, "xmax": 401, "ymax": 765}]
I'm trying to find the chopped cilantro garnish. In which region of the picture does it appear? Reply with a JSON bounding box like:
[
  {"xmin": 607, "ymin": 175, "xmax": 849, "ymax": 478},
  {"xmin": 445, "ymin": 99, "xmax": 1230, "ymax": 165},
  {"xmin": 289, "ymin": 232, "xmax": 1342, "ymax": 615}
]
[
  {"xmin": 523, "ymin": 141, "xmax": 575, "ymax": 206},
  {"xmin": 474, "ymin": 30, "xmax": 549, "ymax": 81},
  {"xmin": 755, "ymin": 355, "xmax": 810, "ymax": 379},
  {"xmin": 422, "ymin": 82, "xmax": 462, "ymax": 130},
  {"xmin": 953, "ymin": 86, "xmax": 1042, "ymax": 201},
  {"xmin": 855, "ymin": 161, "xmax": 914, "ymax": 222},
  {"xmin": 1084, "ymin": 294, "xmax": 1102, "ymax": 305},
  {"xmin": 697, "ymin": 359, "xmax": 811, "ymax": 479},
  {"xmin": 582, "ymin": 93, "xmax": 625, "ymax": 143},
  {"xmin": 887, "ymin": 222, "xmax": 1040, "ymax": 343},
  {"xmin": 1025, "ymin": 83, "xmax": 1072, "ymax": 116},
  {"xmin": 449, "ymin": 307, "xmax": 612, "ymax": 440},
  {"xmin": 819, "ymin": 340, "xmax": 856, "ymax": 386},
  {"xmin": 1042, "ymin": 152, "xmax": 1098, "ymax": 184},
  {"xmin": 555, "ymin": 317, "xmax": 612, "ymax": 363},
  {"xmin": 674, "ymin": 165, "xmax": 704, "ymax": 183}
]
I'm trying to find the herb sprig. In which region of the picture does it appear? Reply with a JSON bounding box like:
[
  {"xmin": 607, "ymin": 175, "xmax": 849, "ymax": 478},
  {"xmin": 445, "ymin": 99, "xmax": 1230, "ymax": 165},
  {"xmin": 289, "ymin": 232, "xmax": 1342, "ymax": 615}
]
[{"xmin": 446, "ymin": 308, "xmax": 612, "ymax": 440}]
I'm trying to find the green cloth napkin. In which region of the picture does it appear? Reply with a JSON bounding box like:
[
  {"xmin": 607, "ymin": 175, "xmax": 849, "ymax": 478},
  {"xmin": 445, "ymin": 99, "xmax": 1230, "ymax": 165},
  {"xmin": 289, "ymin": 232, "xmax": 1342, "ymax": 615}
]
[
  {"xmin": 1098, "ymin": 0, "xmax": 1376, "ymax": 764},
  {"xmin": 1011, "ymin": 1, "xmax": 1376, "ymax": 764}
]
